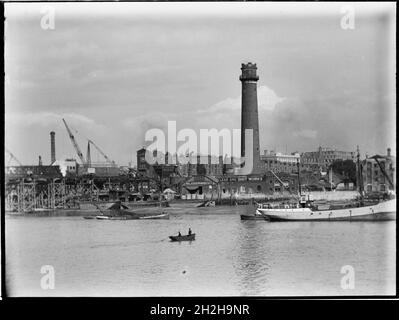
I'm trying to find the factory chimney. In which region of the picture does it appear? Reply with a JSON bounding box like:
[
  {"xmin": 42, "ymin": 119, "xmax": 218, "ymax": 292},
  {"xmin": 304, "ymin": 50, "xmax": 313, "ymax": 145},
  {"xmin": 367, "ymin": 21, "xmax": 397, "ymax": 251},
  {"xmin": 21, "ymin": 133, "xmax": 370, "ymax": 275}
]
[
  {"xmin": 240, "ymin": 62, "xmax": 262, "ymax": 174},
  {"xmin": 50, "ymin": 131, "xmax": 56, "ymax": 164}
]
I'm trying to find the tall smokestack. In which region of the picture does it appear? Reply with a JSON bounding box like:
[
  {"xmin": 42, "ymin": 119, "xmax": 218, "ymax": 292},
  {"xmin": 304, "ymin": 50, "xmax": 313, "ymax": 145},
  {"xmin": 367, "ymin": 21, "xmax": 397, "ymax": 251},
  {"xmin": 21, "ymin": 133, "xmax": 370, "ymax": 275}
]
[
  {"xmin": 240, "ymin": 62, "xmax": 262, "ymax": 174},
  {"xmin": 50, "ymin": 131, "xmax": 56, "ymax": 164},
  {"xmin": 87, "ymin": 141, "xmax": 91, "ymax": 168}
]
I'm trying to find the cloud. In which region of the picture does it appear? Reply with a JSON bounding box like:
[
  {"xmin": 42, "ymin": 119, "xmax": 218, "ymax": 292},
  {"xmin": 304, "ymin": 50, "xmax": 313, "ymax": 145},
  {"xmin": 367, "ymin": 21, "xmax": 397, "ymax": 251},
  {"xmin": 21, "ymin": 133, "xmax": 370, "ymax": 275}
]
[
  {"xmin": 6, "ymin": 112, "xmax": 98, "ymax": 128},
  {"xmin": 122, "ymin": 112, "xmax": 178, "ymax": 150},
  {"xmin": 123, "ymin": 112, "xmax": 172, "ymax": 132},
  {"xmin": 4, "ymin": 6, "xmax": 395, "ymax": 163},
  {"xmin": 198, "ymin": 85, "xmax": 285, "ymax": 114},
  {"xmin": 293, "ymin": 129, "xmax": 317, "ymax": 139},
  {"xmin": 118, "ymin": 85, "xmax": 286, "ymax": 157}
]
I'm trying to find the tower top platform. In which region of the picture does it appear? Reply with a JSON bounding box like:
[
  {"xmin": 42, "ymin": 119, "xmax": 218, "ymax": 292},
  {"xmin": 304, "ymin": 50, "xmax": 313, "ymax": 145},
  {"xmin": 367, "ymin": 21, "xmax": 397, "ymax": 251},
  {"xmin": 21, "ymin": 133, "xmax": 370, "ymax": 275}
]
[{"xmin": 240, "ymin": 62, "xmax": 259, "ymax": 81}]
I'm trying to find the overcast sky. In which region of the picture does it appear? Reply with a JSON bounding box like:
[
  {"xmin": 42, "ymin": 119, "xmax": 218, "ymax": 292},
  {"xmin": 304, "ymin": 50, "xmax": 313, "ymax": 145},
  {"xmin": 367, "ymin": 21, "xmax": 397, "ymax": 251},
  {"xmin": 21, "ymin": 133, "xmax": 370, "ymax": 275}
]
[{"xmin": 5, "ymin": 2, "xmax": 396, "ymax": 166}]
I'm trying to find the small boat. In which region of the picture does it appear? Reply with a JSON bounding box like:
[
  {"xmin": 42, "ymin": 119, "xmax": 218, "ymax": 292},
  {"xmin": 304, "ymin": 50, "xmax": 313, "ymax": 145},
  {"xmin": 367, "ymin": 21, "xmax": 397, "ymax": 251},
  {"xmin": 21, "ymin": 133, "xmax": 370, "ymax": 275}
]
[
  {"xmin": 169, "ymin": 233, "xmax": 196, "ymax": 242},
  {"xmin": 197, "ymin": 200, "xmax": 216, "ymax": 207},
  {"xmin": 95, "ymin": 215, "xmax": 111, "ymax": 220},
  {"xmin": 139, "ymin": 212, "xmax": 170, "ymax": 220},
  {"xmin": 95, "ymin": 214, "xmax": 139, "ymax": 220},
  {"xmin": 32, "ymin": 208, "xmax": 53, "ymax": 212},
  {"xmin": 240, "ymin": 213, "xmax": 269, "ymax": 221},
  {"xmin": 83, "ymin": 216, "xmax": 95, "ymax": 219}
]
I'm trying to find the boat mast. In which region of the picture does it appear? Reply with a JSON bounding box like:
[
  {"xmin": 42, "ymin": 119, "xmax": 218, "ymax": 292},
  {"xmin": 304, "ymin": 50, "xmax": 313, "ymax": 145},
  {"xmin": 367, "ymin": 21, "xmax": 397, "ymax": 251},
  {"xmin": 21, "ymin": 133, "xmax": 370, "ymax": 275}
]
[
  {"xmin": 297, "ymin": 158, "xmax": 301, "ymax": 196},
  {"xmin": 356, "ymin": 146, "xmax": 364, "ymax": 201},
  {"xmin": 159, "ymin": 165, "xmax": 163, "ymax": 208}
]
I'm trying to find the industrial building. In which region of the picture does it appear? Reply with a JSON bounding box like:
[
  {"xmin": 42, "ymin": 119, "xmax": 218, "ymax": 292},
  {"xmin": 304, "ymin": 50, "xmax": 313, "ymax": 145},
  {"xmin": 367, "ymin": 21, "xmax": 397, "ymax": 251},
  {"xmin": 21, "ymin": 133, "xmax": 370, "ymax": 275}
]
[
  {"xmin": 362, "ymin": 148, "xmax": 395, "ymax": 193},
  {"xmin": 261, "ymin": 150, "xmax": 301, "ymax": 174},
  {"xmin": 177, "ymin": 155, "xmax": 224, "ymax": 177},
  {"xmin": 300, "ymin": 146, "xmax": 355, "ymax": 171},
  {"xmin": 5, "ymin": 165, "xmax": 63, "ymax": 181}
]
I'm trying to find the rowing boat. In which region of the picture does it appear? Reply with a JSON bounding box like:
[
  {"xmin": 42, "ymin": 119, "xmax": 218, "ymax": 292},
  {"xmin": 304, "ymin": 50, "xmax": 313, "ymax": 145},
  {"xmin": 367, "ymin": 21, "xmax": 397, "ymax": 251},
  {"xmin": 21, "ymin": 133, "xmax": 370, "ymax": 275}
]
[
  {"xmin": 240, "ymin": 214, "xmax": 269, "ymax": 221},
  {"xmin": 169, "ymin": 234, "xmax": 195, "ymax": 241}
]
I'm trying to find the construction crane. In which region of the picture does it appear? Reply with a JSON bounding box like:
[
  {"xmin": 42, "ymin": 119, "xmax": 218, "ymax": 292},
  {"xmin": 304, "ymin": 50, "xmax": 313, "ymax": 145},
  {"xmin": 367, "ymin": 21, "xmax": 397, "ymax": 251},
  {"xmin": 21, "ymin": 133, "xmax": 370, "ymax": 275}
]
[
  {"xmin": 62, "ymin": 118, "xmax": 86, "ymax": 166},
  {"xmin": 269, "ymin": 170, "xmax": 289, "ymax": 190},
  {"xmin": 88, "ymin": 139, "xmax": 116, "ymax": 166},
  {"xmin": 6, "ymin": 148, "xmax": 22, "ymax": 166}
]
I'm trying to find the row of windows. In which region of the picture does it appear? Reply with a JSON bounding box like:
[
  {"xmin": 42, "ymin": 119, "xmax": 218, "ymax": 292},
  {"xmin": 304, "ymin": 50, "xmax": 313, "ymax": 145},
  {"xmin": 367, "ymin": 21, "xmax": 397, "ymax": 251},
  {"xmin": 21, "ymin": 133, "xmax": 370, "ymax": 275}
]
[
  {"xmin": 366, "ymin": 184, "xmax": 387, "ymax": 192},
  {"xmin": 302, "ymin": 157, "xmax": 350, "ymax": 164},
  {"xmin": 221, "ymin": 184, "xmax": 294, "ymax": 194},
  {"xmin": 265, "ymin": 161, "xmax": 298, "ymax": 166}
]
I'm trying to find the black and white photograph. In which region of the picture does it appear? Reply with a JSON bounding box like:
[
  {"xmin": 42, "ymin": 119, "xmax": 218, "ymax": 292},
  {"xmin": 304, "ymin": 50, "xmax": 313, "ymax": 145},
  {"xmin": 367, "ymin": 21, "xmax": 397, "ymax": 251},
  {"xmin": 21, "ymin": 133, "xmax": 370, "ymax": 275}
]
[{"xmin": 3, "ymin": 1, "xmax": 396, "ymax": 299}]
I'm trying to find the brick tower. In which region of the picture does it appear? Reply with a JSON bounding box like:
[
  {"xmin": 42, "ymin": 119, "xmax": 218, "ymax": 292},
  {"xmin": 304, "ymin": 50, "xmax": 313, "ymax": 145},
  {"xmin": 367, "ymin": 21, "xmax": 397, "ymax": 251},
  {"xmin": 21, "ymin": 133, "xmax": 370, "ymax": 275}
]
[
  {"xmin": 50, "ymin": 131, "xmax": 56, "ymax": 164},
  {"xmin": 240, "ymin": 62, "xmax": 262, "ymax": 174}
]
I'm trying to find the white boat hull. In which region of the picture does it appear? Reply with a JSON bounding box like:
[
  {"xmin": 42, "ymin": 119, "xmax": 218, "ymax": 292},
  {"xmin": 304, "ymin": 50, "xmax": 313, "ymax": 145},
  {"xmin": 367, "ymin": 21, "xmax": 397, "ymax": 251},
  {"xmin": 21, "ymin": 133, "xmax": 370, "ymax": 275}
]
[
  {"xmin": 95, "ymin": 215, "xmax": 110, "ymax": 220},
  {"xmin": 257, "ymin": 199, "xmax": 396, "ymax": 221},
  {"xmin": 139, "ymin": 213, "xmax": 170, "ymax": 220}
]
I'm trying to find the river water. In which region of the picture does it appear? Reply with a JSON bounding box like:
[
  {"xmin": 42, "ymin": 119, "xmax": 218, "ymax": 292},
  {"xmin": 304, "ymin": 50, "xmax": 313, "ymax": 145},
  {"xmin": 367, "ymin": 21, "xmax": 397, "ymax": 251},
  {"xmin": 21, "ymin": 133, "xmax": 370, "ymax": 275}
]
[{"xmin": 5, "ymin": 206, "xmax": 396, "ymax": 296}]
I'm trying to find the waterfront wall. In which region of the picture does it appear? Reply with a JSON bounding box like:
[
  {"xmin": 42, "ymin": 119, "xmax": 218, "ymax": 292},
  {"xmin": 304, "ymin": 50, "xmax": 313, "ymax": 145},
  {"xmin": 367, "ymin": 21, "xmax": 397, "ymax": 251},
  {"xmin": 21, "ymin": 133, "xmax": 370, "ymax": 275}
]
[
  {"xmin": 181, "ymin": 190, "xmax": 358, "ymax": 202},
  {"xmin": 302, "ymin": 191, "xmax": 358, "ymax": 201}
]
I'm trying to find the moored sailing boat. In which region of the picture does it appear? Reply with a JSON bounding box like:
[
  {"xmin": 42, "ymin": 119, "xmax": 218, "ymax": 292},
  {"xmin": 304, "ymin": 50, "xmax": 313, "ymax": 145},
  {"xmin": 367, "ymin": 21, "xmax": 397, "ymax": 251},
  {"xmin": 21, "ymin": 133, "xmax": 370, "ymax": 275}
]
[
  {"xmin": 256, "ymin": 198, "xmax": 395, "ymax": 221},
  {"xmin": 256, "ymin": 147, "xmax": 396, "ymax": 221}
]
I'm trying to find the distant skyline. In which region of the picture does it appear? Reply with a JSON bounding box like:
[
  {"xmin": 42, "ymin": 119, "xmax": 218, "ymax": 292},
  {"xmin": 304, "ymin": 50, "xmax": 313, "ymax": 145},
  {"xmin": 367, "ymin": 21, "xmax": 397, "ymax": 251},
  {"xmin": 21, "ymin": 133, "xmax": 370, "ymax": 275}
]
[{"xmin": 5, "ymin": 2, "xmax": 396, "ymax": 166}]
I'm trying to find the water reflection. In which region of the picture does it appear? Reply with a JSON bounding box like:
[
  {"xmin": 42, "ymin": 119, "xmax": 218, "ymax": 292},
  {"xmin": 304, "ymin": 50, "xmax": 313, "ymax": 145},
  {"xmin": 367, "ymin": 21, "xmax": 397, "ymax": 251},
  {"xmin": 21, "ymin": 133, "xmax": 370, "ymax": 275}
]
[{"xmin": 233, "ymin": 221, "xmax": 271, "ymax": 295}]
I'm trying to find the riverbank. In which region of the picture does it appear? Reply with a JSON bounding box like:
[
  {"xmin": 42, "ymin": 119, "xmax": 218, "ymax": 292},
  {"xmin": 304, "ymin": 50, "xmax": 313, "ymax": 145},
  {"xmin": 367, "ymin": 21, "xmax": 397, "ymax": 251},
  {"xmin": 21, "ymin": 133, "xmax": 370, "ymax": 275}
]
[
  {"xmin": 5, "ymin": 191, "xmax": 362, "ymax": 217},
  {"xmin": 5, "ymin": 204, "xmax": 254, "ymax": 217}
]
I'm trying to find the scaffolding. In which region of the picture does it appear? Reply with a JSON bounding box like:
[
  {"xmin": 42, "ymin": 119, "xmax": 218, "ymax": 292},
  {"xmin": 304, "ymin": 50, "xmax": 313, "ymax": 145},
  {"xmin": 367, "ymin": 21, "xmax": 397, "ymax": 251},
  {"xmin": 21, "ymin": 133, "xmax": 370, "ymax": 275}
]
[
  {"xmin": 4, "ymin": 175, "xmax": 161, "ymax": 213},
  {"xmin": 76, "ymin": 180, "xmax": 99, "ymax": 202},
  {"xmin": 5, "ymin": 179, "xmax": 67, "ymax": 212}
]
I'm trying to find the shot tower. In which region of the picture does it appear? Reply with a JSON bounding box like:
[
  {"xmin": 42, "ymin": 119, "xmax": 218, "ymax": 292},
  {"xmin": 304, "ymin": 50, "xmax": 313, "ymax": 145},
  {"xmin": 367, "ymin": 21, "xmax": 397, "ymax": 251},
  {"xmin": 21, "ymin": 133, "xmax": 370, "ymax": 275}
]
[{"xmin": 240, "ymin": 62, "xmax": 262, "ymax": 174}]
